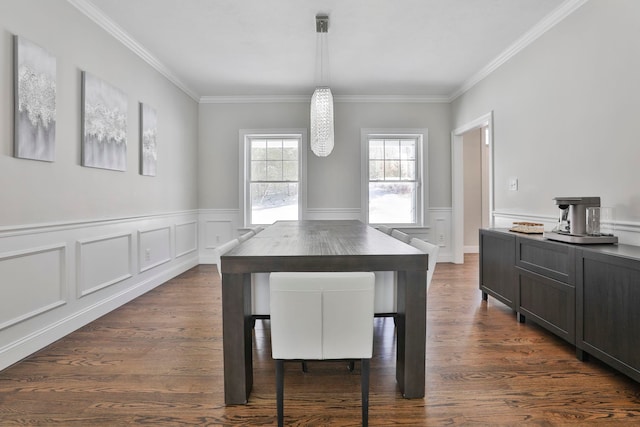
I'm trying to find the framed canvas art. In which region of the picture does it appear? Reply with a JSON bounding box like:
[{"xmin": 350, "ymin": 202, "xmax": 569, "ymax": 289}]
[
  {"xmin": 14, "ymin": 35, "xmax": 56, "ymax": 162},
  {"xmin": 81, "ymin": 71, "xmax": 128, "ymax": 171},
  {"xmin": 140, "ymin": 102, "xmax": 157, "ymax": 176}
]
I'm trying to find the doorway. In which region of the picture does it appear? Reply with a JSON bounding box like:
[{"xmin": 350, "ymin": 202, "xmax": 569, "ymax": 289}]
[{"xmin": 451, "ymin": 112, "xmax": 494, "ymax": 264}]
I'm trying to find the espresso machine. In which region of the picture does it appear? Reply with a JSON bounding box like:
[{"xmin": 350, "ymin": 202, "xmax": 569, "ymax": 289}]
[{"xmin": 543, "ymin": 196, "xmax": 618, "ymax": 244}]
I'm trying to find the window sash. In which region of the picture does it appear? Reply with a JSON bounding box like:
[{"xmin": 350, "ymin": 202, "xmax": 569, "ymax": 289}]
[
  {"xmin": 362, "ymin": 131, "xmax": 424, "ymax": 226},
  {"xmin": 243, "ymin": 133, "xmax": 303, "ymax": 227}
]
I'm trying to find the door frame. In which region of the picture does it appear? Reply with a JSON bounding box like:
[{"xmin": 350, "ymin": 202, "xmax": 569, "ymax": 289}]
[{"xmin": 451, "ymin": 111, "xmax": 494, "ymax": 264}]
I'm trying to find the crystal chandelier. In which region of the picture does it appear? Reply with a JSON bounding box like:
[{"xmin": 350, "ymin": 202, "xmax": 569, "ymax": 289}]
[{"xmin": 310, "ymin": 15, "xmax": 334, "ymax": 157}]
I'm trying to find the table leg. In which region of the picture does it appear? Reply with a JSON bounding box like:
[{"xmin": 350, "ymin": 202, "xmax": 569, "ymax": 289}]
[
  {"xmin": 396, "ymin": 269, "xmax": 427, "ymax": 398},
  {"xmin": 222, "ymin": 272, "xmax": 253, "ymax": 404}
]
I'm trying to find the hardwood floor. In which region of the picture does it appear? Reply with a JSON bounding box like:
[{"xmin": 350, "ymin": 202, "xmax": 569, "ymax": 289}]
[{"xmin": 1, "ymin": 254, "xmax": 639, "ymax": 425}]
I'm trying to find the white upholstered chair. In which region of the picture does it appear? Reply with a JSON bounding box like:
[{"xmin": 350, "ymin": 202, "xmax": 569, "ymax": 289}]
[
  {"xmin": 213, "ymin": 238, "xmax": 240, "ymax": 279},
  {"xmin": 391, "ymin": 229, "xmax": 411, "ymax": 244},
  {"xmin": 373, "ymin": 271, "xmax": 396, "ymax": 315},
  {"xmin": 377, "ymin": 224, "xmax": 392, "ymax": 235},
  {"xmin": 270, "ymin": 272, "xmax": 375, "ymax": 427},
  {"xmin": 238, "ymin": 230, "xmax": 255, "ymax": 243},
  {"xmin": 251, "ymin": 272, "xmax": 270, "ymax": 320},
  {"xmin": 409, "ymin": 238, "xmax": 440, "ymax": 292}
]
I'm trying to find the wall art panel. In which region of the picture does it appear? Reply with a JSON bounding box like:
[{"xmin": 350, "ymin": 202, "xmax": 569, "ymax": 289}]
[
  {"xmin": 140, "ymin": 102, "xmax": 157, "ymax": 176},
  {"xmin": 81, "ymin": 71, "xmax": 127, "ymax": 171},
  {"xmin": 14, "ymin": 35, "xmax": 56, "ymax": 162}
]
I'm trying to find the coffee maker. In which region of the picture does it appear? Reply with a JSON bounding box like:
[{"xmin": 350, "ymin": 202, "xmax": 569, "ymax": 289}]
[{"xmin": 543, "ymin": 196, "xmax": 618, "ymax": 244}]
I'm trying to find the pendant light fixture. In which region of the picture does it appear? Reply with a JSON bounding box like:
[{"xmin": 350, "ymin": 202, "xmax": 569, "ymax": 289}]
[{"xmin": 310, "ymin": 14, "xmax": 334, "ymax": 157}]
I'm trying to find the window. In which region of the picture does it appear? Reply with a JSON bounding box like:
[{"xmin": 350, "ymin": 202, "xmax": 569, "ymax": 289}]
[
  {"xmin": 361, "ymin": 129, "xmax": 427, "ymax": 226},
  {"xmin": 240, "ymin": 130, "xmax": 306, "ymax": 226}
]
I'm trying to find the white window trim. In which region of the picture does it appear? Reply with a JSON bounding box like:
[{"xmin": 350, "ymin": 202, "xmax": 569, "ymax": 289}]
[
  {"xmin": 360, "ymin": 128, "xmax": 428, "ymax": 227},
  {"xmin": 239, "ymin": 129, "xmax": 308, "ymax": 228}
]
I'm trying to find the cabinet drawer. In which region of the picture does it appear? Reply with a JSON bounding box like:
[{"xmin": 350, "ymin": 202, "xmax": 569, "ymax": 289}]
[
  {"xmin": 518, "ymin": 268, "xmax": 575, "ymax": 344},
  {"xmin": 516, "ymin": 238, "xmax": 575, "ymax": 284}
]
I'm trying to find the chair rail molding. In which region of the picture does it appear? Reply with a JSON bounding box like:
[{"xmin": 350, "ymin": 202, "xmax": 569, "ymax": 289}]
[{"xmin": 493, "ymin": 210, "xmax": 640, "ymax": 246}]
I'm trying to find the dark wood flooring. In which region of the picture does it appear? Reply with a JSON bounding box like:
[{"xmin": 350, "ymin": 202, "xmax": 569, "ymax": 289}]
[{"xmin": 1, "ymin": 254, "xmax": 639, "ymax": 425}]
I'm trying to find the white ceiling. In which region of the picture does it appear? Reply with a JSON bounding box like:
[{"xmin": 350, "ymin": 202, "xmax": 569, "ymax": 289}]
[{"xmin": 72, "ymin": 0, "xmax": 580, "ymax": 101}]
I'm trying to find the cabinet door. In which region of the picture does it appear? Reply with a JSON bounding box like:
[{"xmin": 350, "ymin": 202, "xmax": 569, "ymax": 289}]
[
  {"xmin": 576, "ymin": 250, "xmax": 640, "ymax": 382},
  {"xmin": 517, "ymin": 268, "xmax": 575, "ymax": 344},
  {"xmin": 480, "ymin": 230, "xmax": 516, "ymax": 310}
]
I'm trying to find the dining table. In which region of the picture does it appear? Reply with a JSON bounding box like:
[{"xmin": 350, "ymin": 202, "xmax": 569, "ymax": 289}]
[{"xmin": 220, "ymin": 219, "xmax": 429, "ymax": 405}]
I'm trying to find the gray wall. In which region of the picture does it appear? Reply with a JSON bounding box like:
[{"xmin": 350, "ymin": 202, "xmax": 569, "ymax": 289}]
[
  {"xmin": 451, "ymin": 0, "xmax": 640, "ymax": 224},
  {"xmin": 463, "ymin": 128, "xmax": 482, "ymax": 248},
  {"xmin": 198, "ymin": 101, "xmax": 452, "ymax": 214},
  {"xmin": 0, "ymin": 0, "xmax": 199, "ymax": 226}
]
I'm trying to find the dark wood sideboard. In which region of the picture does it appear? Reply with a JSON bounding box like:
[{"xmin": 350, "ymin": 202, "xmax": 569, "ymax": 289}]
[{"xmin": 479, "ymin": 228, "xmax": 640, "ymax": 383}]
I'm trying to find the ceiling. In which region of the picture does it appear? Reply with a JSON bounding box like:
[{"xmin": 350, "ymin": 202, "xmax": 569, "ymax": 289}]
[{"xmin": 73, "ymin": 0, "xmax": 576, "ymax": 101}]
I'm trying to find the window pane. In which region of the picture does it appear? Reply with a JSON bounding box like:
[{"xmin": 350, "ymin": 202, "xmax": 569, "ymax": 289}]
[
  {"xmin": 282, "ymin": 160, "xmax": 298, "ymax": 181},
  {"xmin": 369, "ymin": 140, "xmax": 384, "ymax": 159},
  {"xmin": 369, "ymin": 182, "xmax": 416, "ymax": 224},
  {"xmin": 384, "ymin": 140, "xmax": 400, "ymax": 159},
  {"xmin": 267, "ymin": 140, "xmax": 282, "ymax": 160},
  {"xmin": 251, "ymin": 183, "xmax": 298, "ymax": 225},
  {"xmin": 385, "ymin": 160, "xmax": 400, "ymax": 179},
  {"xmin": 251, "ymin": 139, "xmax": 267, "ymax": 160},
  {"xmin": 400, "ymin": 160, "xmax": 415, "ymax": 180},
  {"xmin": 400, "ymin": 140, "xmax": 416, "ymax": 160},
  {"xmin": 282, "ymin": 139, "xmax": 298, "ymax": 160},
  {"xmin": 251, "ymin": 160, "xmax": 266, "ymax": 181},
  {"xmin": 369, "ymin": 160, "xmax": 384, "ymax": 180},
  {"xmin": 266, "ymin": 160, "xmax": 282, "ymax": 181}
]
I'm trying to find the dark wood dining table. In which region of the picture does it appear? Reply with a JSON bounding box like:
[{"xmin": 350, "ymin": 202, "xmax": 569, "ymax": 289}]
[{"xmin": 220, "ymin": 219, "xmax": 429, "ymax": 404}]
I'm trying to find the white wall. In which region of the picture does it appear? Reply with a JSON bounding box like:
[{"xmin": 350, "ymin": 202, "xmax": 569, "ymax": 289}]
[
  {"xmin": 451, "ymin": 0, "xmax": 640, "ymax": 243},
  {"xmin": 0, "ymin": 0, "xmax": 199, "ymax": 370}
]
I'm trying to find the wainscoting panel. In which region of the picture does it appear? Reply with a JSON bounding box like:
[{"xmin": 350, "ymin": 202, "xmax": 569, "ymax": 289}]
[
  {"xmin": 77, "ymin": 233, "xmax": 133, "ymax": 297},
  {"xmin": 0, "ymin": 211, "xmax": 199, "ymax": 372},
  {"xmin": 199, "ymin": 209, "xmax": 239, "ymax": 264},
  {"xmin": 138, "ymin": 227, "xmax": 172, "ymax": 273},
  {"xmin": 175, "ymin": 221, "xmax": 197, "ymax": 258},
  {"xmin": 305, "ymin": 208, "xmax": 361, "ymax": 220},
  {"xmin": 204, "ymin": 221, "xmax": 234, "ymax": 249},
  {"xmin": 0, "ymin": 244, "xmax": 66, "ymax": 331}
]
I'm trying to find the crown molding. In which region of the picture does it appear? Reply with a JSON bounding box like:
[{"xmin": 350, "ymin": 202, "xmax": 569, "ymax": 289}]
[
  {"xmin": 67, "ymin": 0, "xmax": 200, "ymax": 102},
  {"xmin": 200, "ymin": 95, "xmax": 309, "ymax": 104},
  {"xmin": 336, "ymin": 95, "xmax": 450, "ymax": 103},
  {"xmin": 449, "ymin": 0, "xmax": 589, "ymax": 101},
  {"xmin": 68, "ymin": 0, "xmax": 587, "ymax": 106},
  {"xmin": 200, "ymin": 94, "xmax": 450, "ymax": 104}
]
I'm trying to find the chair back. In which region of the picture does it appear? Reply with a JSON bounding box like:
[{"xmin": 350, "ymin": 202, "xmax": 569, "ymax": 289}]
[
  {"xmin": 270, "ymin": 272, "xmax": 375, "ymax": 360},
  {"xmin": 391, "ymin": 229, "xmax": 411, "ymax": 244},
  {"xmin": 214, "ymin": 238, "xmax": 240, "ymax": 278},
  {"xmin": 377, "ymin": 225, "xmax": 392, "ymax": 235},
  {"xmin": 409, "ymin": 238, "xmax": 439, "ymax": 291},
  {"xmin": 238, "ymin": 230, "xmax": 255, "ymax": 243}
]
